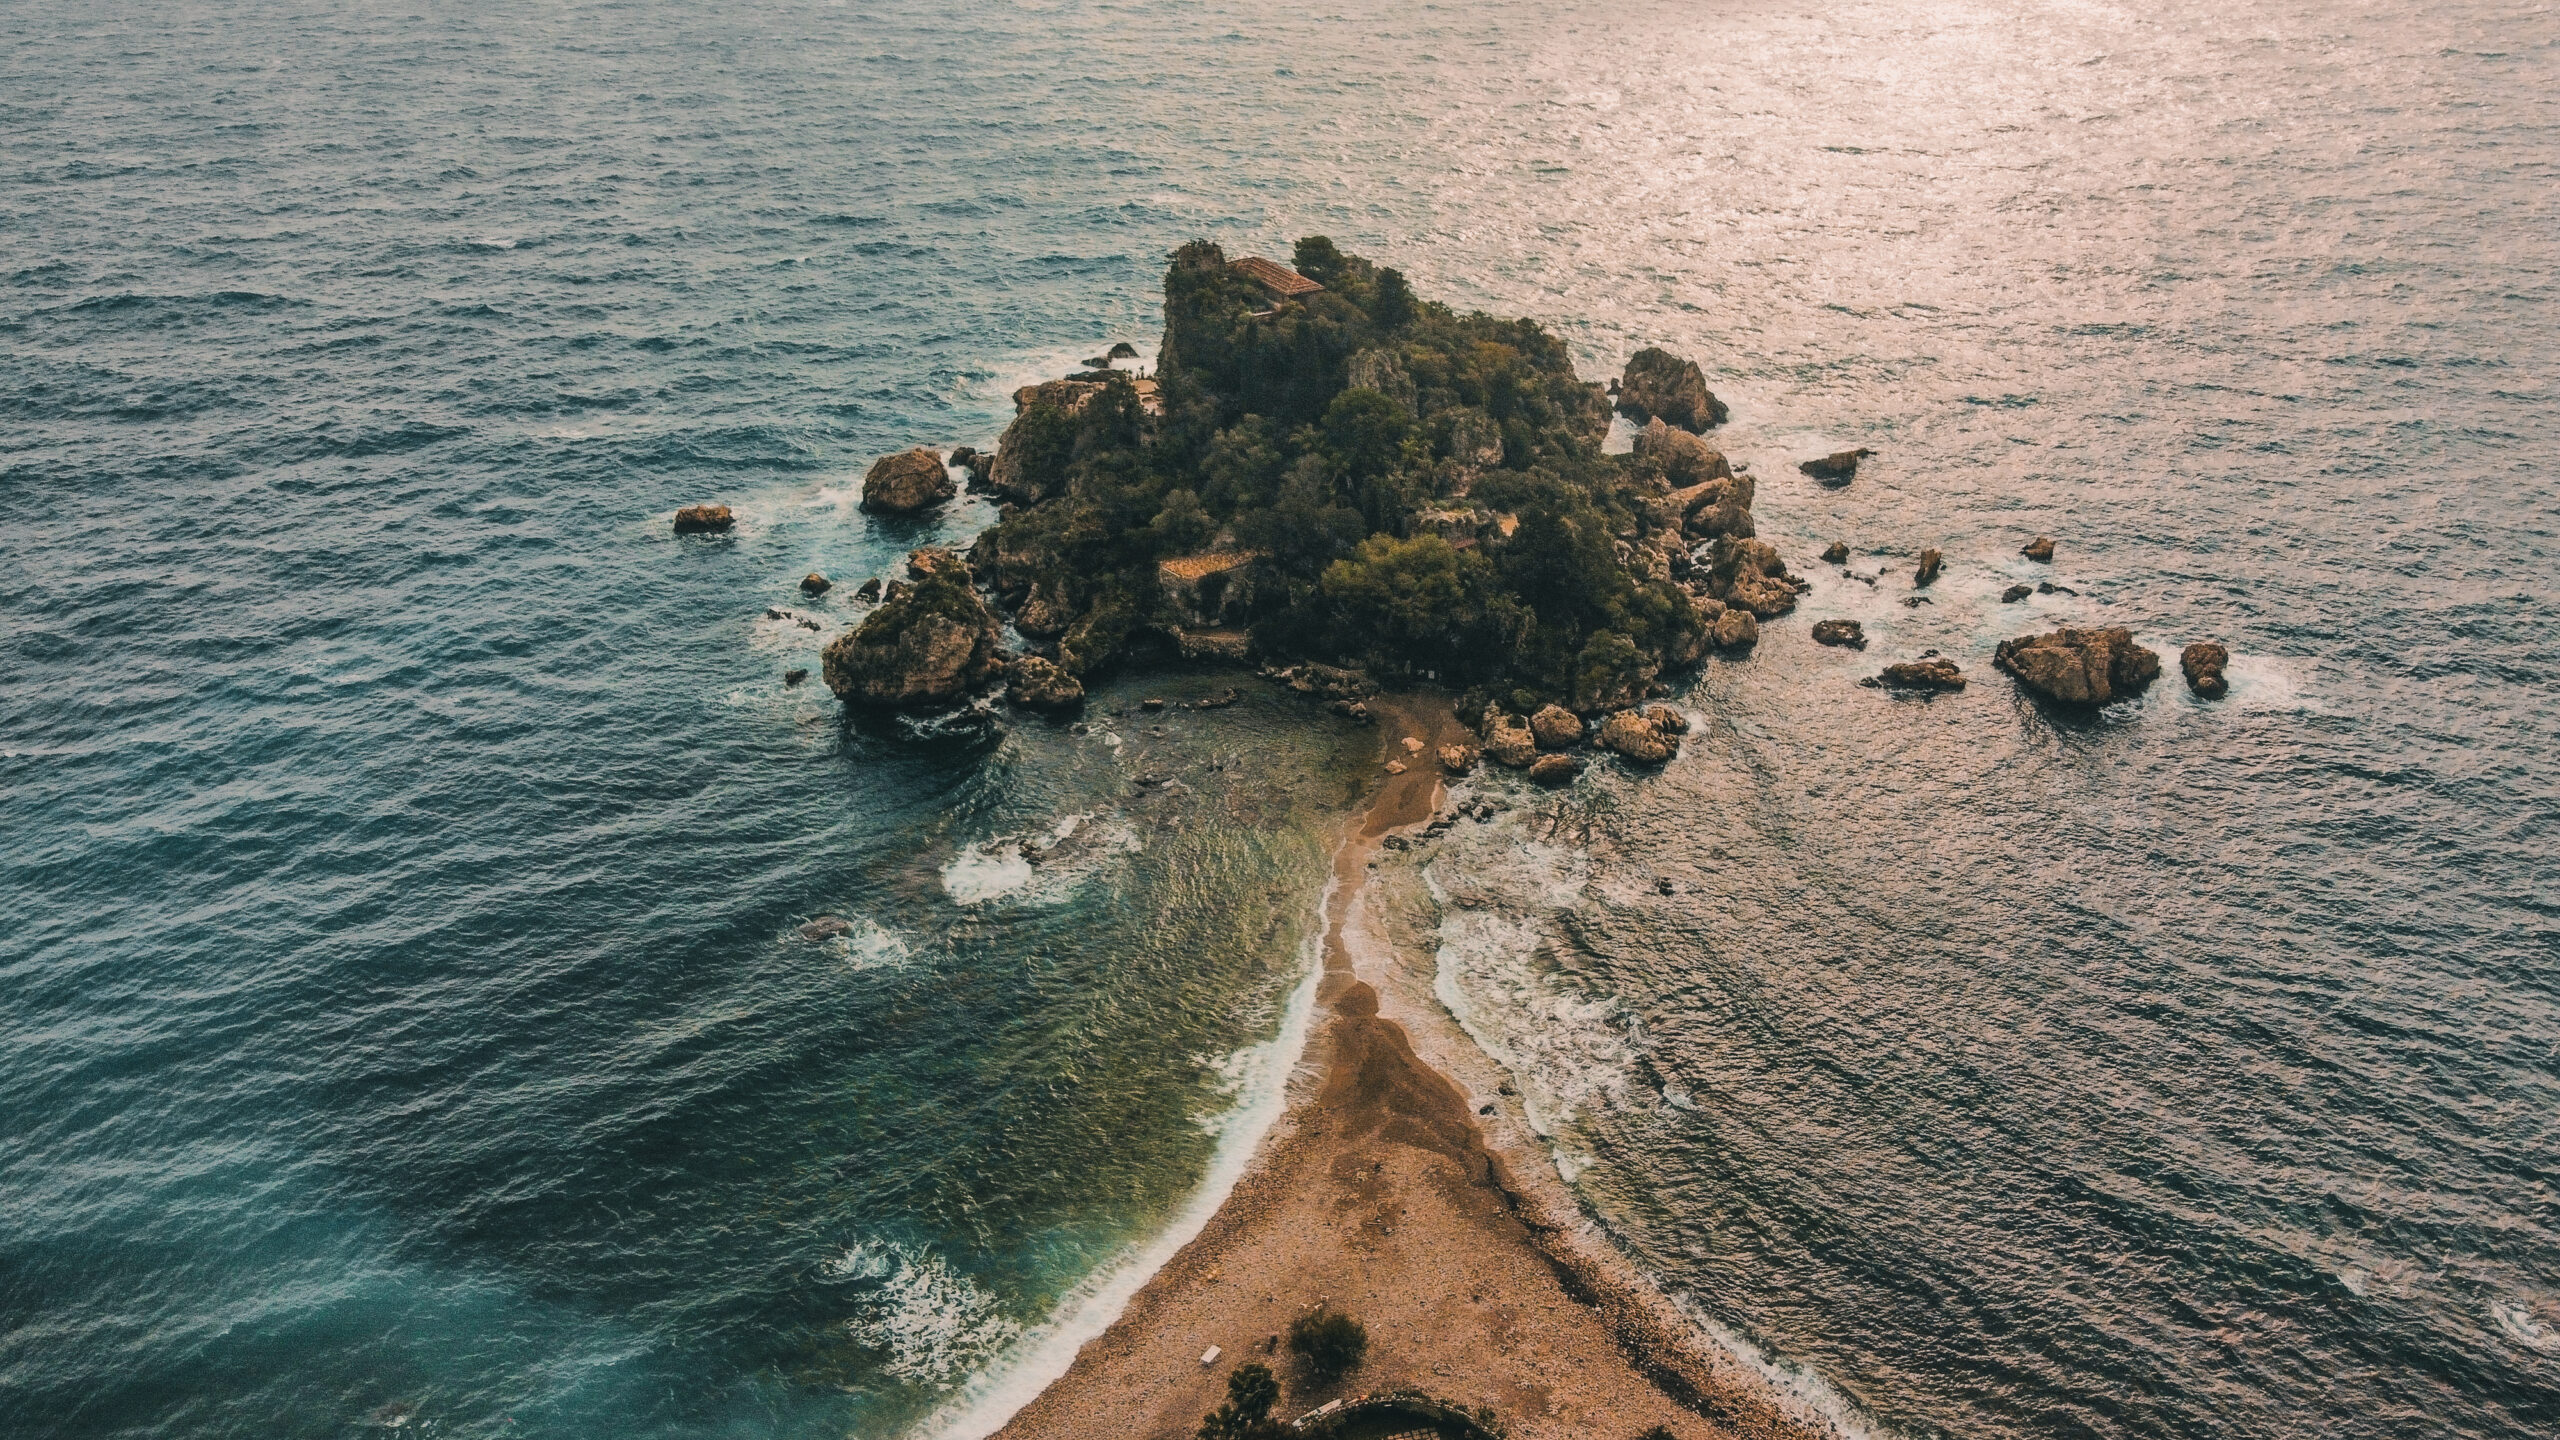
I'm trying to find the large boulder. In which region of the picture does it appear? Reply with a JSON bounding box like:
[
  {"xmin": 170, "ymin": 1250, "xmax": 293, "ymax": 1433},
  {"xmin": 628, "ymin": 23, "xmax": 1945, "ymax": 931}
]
[
  {"xmin": 1643, "ymin": 704, "xmax": 1689, "ymax": 735},
  {"xmin": 1599, "ymin": 709, "xmax": 1677, "ymax": 764},
  {"xmin": 1481, "ymin": 711, "xmax": 1539, "ymax": 768},
  {"xmin": 1632, "ymin": 417, "xmax": 1733, "ymax": 486},
  {"xmin": 1005, "ymin": 654, "xmax": 1085, "ymax": 711},
  {"xmin": 2180, "ymin": 642, "xmax": 2230, "ymax": 699},
  {"xmin": 1798, "ymin": 448, "xmax": 1874, "ymax": 485},
  {"xmin": 1616, "ymin": 347, "xmax": 1727, "ymax": 432},
  {"xmin": 1706, "ymin": 536, "xmax": 1798, "ymax": 618},
  {"xmin": 1993, "ymin": 627, "xmax": 2162, "ymax": 707},
  {"xmin": 1529, "ymin": 704, "xmax": 1584, "ymax": 750},
  {"xmin": 673, "ymin": 504, "xmax": 733, "ymax": 534},
  {"xmin": 1672, "ymin": 472, "xmax": 1757, "ymax": 543},
  {"xmin": 1528, "ymin": 753, "xmax": 1583, "ymax": 788},
  {"xmin": 861, "ymin": 448, "xmax": 955, "ymax": 514},
  {"xmin": 821, "ymin": 565, "xmax": 1002, "ymax": 710}
]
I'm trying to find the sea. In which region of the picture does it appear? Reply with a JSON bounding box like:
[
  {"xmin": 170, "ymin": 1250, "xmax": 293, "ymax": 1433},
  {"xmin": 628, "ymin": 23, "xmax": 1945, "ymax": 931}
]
[{"xmin": 3, "ymin": 2, "xmax": 2554, "ymax": 1438}]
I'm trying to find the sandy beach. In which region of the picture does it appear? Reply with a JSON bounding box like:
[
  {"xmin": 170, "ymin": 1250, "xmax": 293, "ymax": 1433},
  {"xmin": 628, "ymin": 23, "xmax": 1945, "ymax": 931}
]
[{"xmin": 992, "ymin": 695, "xmax": 1826, "ymax": 1440}]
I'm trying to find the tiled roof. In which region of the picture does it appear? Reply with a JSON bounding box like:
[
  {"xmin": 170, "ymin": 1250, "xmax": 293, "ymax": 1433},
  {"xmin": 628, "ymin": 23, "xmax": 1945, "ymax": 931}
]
[
  {"xmin": 1158, "ymin": 550, "xmax": 1262, "ymax": 581},
  {"xmin": 1230, "ymin": 255, "xmax": 1323, "ymax": 297}
]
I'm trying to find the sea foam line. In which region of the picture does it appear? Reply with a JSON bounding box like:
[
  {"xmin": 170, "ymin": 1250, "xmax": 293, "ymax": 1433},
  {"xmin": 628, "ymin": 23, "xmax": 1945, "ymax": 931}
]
[{"xmin": 910, "ymin": 865, "xmax": 1338, "ymax": 1440}]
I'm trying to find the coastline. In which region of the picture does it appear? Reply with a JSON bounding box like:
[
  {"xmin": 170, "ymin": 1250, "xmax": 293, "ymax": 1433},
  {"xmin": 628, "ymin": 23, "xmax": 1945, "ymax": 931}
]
[{"xmin": 985, "ymin": 694, "xmax": 1832, "ymax": 1440}]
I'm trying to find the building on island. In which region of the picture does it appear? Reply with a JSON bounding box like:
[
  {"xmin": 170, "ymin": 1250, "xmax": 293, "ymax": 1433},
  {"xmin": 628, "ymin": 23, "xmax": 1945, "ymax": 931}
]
[{"xmin": 1229, "ymin": 255, "xmax": 1323, "ymax": 302}]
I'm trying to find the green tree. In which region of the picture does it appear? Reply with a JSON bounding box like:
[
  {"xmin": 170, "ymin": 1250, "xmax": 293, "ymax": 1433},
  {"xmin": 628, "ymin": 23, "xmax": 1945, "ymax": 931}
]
[
  {"xmin": 1197, "ymin": 1362, "xmax": 1284, "ymax": 1440},
  {"xmin": 1286, "ymin": 1306, "xmax": 1368, "ymax": 1384},
  {"xmin": 1373, "ymin": 267, "xmax": 1415, "ymax": 330},
  {"xmin": 1321, "ymin": 534, "xmax": 1478, "ymax": 660},
  {"xmin": 1321, "ymin": 387, "xmax": 1415, "ymax": 482},
  {"xmin": 1292, "ymin": 234, "xmax": 1348, "ymax": 286}
]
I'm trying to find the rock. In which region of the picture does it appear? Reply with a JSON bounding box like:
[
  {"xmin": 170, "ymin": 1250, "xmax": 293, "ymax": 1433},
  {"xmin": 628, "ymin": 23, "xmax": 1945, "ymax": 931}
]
[
  {"xmin": 1643, "ymin": 704, "xmax": 1688, "ymax": 734},
  {"xmin": 1192, "ymin": 687, "xmax": 1240, "ymax": 709},
  {"xmin": 821, "ymin": 567, "xmax": 1003, "ymax": 710},
  {"xmin": 1599, "ymin": 709, "xmax": 1678, "ymax": 764},
  {"xmin": 1914, "ymin": 549, "xmax": 1943, "ymax": 587},
  {"xmin": 1334, "ymin": 699, "xmax": 1372, "ymax": 724},
  {"xmin": 1706, "ymin": 536, "xmax": 1797, "ymax": 618},
  {"xmin": 1821, "ymin": 540, "xmax": 1850, "ymax": 565},
  {"xmin": 2022, "ymin": 536, "xmax": 2056, "ymax": 563},
  {"xmin": 1530, "ymin": 704, "xmax": 1584, "ymax": 750},
  {"xmin": 1633, "ymin": 417, "xmax": 1735, "ymax": 486},
  {"xmin": 2002, "ymin": 584, "xmax": 2033, "ymax": 603},
  {"xmin": 1401, "ymin": 735, "xmax": 1426, "ymax": 754},
  {"xmin": 855, "ymin": 577, "xmax": 884, "ymax": 603},
  {"xmin": 1616, "ymin": 347, "xmax": 1728, "ymax": 432},
  {"xmin": 1384, "ymin": 760, "xmax": 1408, "ymax": 775},
  {"xmin": 1006, "ymin": 654, "xmax": 1086, "ymax": 710},
  {"xmin": 1107, "ymin": 341, "xmax": 1140, "ymax": 361},
  {"xmin": 673, "ymin": 503, "xmax": 734, "ymax": 534},
  {"xmin": 1811, "ymin": 619, "xmax": 1867, "ymax": 649},
  {"xmin": 1482, "ymin": 712, "xmax": 1539, "ymax": 767},
  {"xmin": 1439, "ymin": 744, "xmax": 1479, "ymax": 775},
  {"xmin": 1140, "ymin": 697, "xmax": 1165, "ymax": 711},
  {"xmin": 1081, "ymin": 355, "xmax": 1108, "ymax": 369},
  {"xmin": 784, "ymin": 667, "xmax": 809, "ymax": 686},
  {"xmin": 1875, "ymin": 658, "xmax": 1967, "ymax": 692},
  {"xmin": 1528, "ymin": 753, "xmax": 1583, "ymax": 788},
  {"xmin": 1712, "ymin": 607, "xmax": 1760, "ymax": 650},
  {"xmin": 1798, "ymin": 448, "xmax": 1874, "ymax": 485},
  {"xmin": 860, "ymin": 447, "xmax": 955, "ymax": 514},
  {"xmin": 2037, "ymin": 581, "xmax": 2078, "ymax": 596},
  {"xmin": 1992, "ymin": 627, "xmax": 2163, "ymax": 706},
  {"xmin": 951, "ymin": 446, "xmax": 993, "ymax": 491},
  {"xmin": 990, "ymin": 378, "xmax": 1110, "ymax": 502},
  {"xmin": 801, "ymin": 573, "xmax": 832, "ymax": 597},
  {"xmin": 2180, "ymin": 641, "xmax": 2230, "ymax": 699},
  {"xmin": 798, "ymin": 917, "xmax": 855, "ymax": 941},
  {"xmin": 1903, "ymin": 595, "xmax": 1932, "ymax": 608}
]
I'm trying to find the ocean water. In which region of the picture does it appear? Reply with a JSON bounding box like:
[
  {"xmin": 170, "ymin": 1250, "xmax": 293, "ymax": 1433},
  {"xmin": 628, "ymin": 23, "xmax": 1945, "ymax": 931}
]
[{"xmin": 3, "ymin": 2, "xmax": 2555, "ymax": 1439}]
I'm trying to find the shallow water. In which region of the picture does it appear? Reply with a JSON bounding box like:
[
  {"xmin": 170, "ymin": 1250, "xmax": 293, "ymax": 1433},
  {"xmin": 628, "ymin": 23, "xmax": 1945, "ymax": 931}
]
[{"xmin": 5, "ymin": 1, "xmax": 2556, "ymax": 1438}]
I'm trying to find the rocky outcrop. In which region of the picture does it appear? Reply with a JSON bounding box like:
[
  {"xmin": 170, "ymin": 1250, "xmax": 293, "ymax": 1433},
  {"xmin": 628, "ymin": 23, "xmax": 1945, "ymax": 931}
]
[
  {"xmin": 949, "ymin": 446, "xmax": 992, "ymax": 492},
  {"xmin": 1528, "ymin": 753, "xmax": 1583, "ymax": 788},
  {"xmin": 1599, "ymin": 709, "xmax": 1678, "ymax": 764},
  {"xmin": 1913, "ymin": 549, "xmax": 1943, "ymax": 587},
  {"xmin": 1438, "ymin": 743, "xmax": 1479, "ymax": 775},
  {"xmin": 673, "ymin": 504, "xmax": 733, "ymax": 534},
  {"xmin": 1798, "ymin": 448, "xmax": 1873, "ymax": 485},
  {"xmin": 1706, "ymin": 536, "xmax": 1798, "ymax": 618},
  {"xmin": 1481, "ymin": 711, "xmax": 1538, "ymax": 767},
  {"xmin": 1644, "ymin": 704, "xmax": 1688, "ymax": 735},
  {"xmin": 821, "ymin": 559, "xmax": 1002, "ymax": 710},
  {"xmin": 1993, "ymin": 627, "xmax": 2162, "ymax": 706},
  {"xmin": 1811, "ymin": 619, "xmax": 1866, "ymax": 649},
  {"xmin": 1107, "ymin": 341, "xmax": 1140, "ymax": 361},
  {"xmin": 2180, "ymin": 642, "xmax": 2230, "ymax": 699},
  {"xmin": 1690, "ymin": 593, "xmax": 1760, "ymax": 650},
  {"xmin": 2022, "ymin": 536, "xmax": 2056, "ymax": 563},
  {"xmin": 855, "ymin": 577, "xmax": 884, "ymax": 603},
  {"xmin": 1616, "ymin": 347, "xmax": 1727, "ymax": 432},
  {"xmin": 1529, "ymin": 704, "xmax": 1583, "ymax": 750},
  {"xmin": 1633, "ymin": 418, "xmax": 1734, "ymax": 485},
  {"xmin": 801, "ymin": 573, "xmax": 831, "ymax": 597},
  {"xmin": 1004, "ymin": 654, "xmax": 1085, "ymax": 710},
  {"xmin": 1874, "ymin": 657, "xmax": 1967, "ymax": 692},
  {"xmin": 861, "ymin": 448, "xmax": 955, "ymax": 514},
  {"xmin": 1821, "ymin": 540, "xmax": 1850, "ymax": 565},
  {"xmin": 784, "ymin": 667, "xmax": 808, "ymax": 686},
  {"xmin": 989, "ymin": 378, "xmax": 1110, "ymax": 503}
]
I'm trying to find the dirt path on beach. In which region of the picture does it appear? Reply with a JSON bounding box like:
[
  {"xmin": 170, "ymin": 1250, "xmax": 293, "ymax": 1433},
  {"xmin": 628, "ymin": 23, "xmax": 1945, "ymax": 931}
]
[{"xmin": 991, "ymin": 694, "xmax": 1822, "ymax": 1440}]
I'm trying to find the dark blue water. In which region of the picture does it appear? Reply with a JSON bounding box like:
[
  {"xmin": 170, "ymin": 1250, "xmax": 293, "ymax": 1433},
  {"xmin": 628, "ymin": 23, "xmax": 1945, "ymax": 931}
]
[{"xmin": 4, "ymin": 1, "xmax": 2555, "ymax": 1438}]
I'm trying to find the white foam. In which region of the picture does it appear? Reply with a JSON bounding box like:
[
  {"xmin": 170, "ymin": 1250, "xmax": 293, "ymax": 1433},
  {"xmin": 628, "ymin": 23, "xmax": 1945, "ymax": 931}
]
[
  {"xmin": 908, "ymin": 878, "xmax": 1331, "ymax": 1440},
  {"xmin": 2491, "ymin": 1297, "xmax": 2560, "ymax": 1353},
  {"xmin": 940, "ymin": 813, "xmax": 1142, "ymax": 907},
  {"xmin": 831, "ymin": 915, "xmax": 912, "ymax": 972},
  {"xmin": 837, "ymin": 1241, "xmax": 1025, "ymax": 1385}
]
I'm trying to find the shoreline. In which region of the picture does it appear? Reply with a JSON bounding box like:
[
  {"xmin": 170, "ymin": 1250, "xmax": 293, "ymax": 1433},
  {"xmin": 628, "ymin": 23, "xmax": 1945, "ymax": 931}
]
[{"xmin": 986, "ymin": 693, "xmax": 1833, "ymax": 1440}]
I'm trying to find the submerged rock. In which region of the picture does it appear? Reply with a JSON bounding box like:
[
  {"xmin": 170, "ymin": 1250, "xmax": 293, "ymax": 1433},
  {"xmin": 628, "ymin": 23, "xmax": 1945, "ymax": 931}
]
[
  {"xmin": 1528, "ymin": 752, "xmax": 1583, "ymax": 788},
  {"xmin": 1799, "ymin": 448, "xmax": 1874, "ymax": 485},
  {"xmin": 1811, "ymin": 619, "xmax": 1867, "ymax": 650},
  {"xmin": 1616, "ymin": 347, "xmax": 1728, "ymax": 432},
  {"xmin": 1875, "ymin": 657, "xmax": 1967, "ymax": 692},
  {"xmin": 2180, "ymin": 641, "xmax": 2230, "ymax": 698},
  {"xmin": 2002, "ymin": 583, "xmax": 2033, "ymax": 603},
  {"xmin": 1993, "ymin": 627, "xmax": 2162, "ymax": 706},
  {"xmin": 673, "ymin": 503, "xmax": 734, "ymax": 534},
  {"xmin": 1530, "ymin": 704, "xmax": 1584, "ymax": 750},
  {"xmin": 798, "ymin": 917, "xmax": 855, "ymax": 941},
  {"xmin": 1913, "ymin": 548, "xmax": 1943, "ymax": 587},
  {"xmin": 862, "ymin": 447, "xmax": 955, "ymax": 514},
  {"xmin": 784, "ymin": 667, "xmax": 809, "ymax": 686},
  {"xmin": 1599, "ymin": 709, "xmax": 1678, "ymax": 764},
  {"xmin": 2022, "ymin": 536, "xmax": 2056, "ymax": 563}
]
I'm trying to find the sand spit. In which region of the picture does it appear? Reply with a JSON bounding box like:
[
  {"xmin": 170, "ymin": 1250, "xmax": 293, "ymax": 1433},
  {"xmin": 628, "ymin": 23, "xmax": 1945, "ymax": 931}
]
[{"xmin": 990, "ymin": 695, "xmax": 1829, "ymax": 1440}]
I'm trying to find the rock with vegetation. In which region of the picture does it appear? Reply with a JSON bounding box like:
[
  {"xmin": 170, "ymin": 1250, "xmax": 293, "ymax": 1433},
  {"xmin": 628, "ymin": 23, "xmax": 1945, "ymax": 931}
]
[
  {"xmin": 1993, "ymin": 626, "xmax": 2161, "ymax": 706},
  {"xmin": 2180, "ymin": 641, "xmax": 2230, "ymax": 698},
  {"xmin": 673, "ymin": 504, "xmax": 733, "ymax": 534},
  {"xmin": 1599, "ymin": 708, "xmax": 1678, "ymax": 764},
  {"xmin": 1616, "ymin": 347, "xmax": 1727, "ymax": 432},
  {"xmin": 1005, "ymin": 654, "xmax": 1085, "ymax": 710},
  {"xmin": 960, "ymin": 238, "xmax": 1749, "ymax": 712},
  {"xmin": 821, "ymin": 557, "xmax": 1002, "ymax": 709},
  {"xmin": 861, "ymin": 448, "xmax": 955, "ymax": 514}
]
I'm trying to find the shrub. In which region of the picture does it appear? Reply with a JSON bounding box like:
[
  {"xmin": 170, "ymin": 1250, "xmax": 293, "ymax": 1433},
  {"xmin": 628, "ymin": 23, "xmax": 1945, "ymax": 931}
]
[
  {"xmin": 1199, "ymin": 1362, "xmax": 1284, "ymax": 1440},
  {"xmin": 1286, "ymin": 1307, "xmax": 1368, "ymax": 1383}
]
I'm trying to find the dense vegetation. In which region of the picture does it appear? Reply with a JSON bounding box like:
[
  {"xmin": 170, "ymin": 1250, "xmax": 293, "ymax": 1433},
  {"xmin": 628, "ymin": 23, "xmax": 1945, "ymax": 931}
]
[{"xmin": 968, "ymin": 238, "xmax": 1749, "ymax": 714}]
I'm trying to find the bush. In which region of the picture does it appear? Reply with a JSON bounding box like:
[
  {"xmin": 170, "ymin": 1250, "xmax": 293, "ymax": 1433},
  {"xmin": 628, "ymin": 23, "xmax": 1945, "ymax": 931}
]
[
  {"xmin": 1286, "ymin": 1307, "xmax": 1368, "ymax": 1383},
  {"xmin": 1199, "ymin": 1362, "xmax": 1284, "ymax": 1440}
]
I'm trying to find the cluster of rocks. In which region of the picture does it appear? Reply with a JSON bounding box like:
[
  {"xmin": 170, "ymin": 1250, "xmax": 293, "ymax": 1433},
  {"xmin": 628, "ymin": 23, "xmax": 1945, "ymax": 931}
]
[{"xmin": 1473, "ymin": 699, "xmax": 1688, "ymax": 787}]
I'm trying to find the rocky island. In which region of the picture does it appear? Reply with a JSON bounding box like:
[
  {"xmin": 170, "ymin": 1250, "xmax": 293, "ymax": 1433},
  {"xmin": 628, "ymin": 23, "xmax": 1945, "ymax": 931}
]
[{"xmin": 824, "ymin": 239, "xmax": 1791, "ymax": 747}]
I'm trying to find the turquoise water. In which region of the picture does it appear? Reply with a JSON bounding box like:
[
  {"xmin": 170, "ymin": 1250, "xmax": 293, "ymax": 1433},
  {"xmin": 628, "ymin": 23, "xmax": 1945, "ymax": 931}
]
[{"xmin": 4, "ymin": 2, "xmax": 2555, "ymax": 1438}]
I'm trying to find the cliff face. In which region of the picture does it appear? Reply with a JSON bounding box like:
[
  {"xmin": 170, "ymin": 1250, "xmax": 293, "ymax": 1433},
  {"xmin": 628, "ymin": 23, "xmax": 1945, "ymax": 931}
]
[{"xmin": 959, "ymin": 237, "xmax": 1769, "ymax": 716}]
